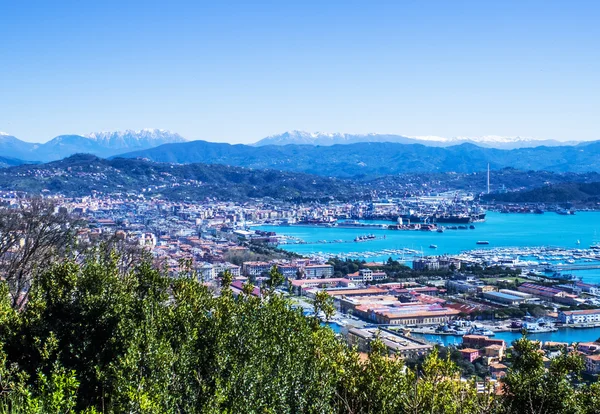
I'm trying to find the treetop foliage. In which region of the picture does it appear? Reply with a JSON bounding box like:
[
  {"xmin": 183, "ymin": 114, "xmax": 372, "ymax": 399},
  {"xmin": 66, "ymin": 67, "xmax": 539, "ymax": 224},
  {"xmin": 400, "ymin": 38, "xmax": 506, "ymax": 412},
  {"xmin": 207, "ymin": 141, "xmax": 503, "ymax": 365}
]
[{"xmin": 0, "ymin": 253, "xmax": 596, "ymax": 413}]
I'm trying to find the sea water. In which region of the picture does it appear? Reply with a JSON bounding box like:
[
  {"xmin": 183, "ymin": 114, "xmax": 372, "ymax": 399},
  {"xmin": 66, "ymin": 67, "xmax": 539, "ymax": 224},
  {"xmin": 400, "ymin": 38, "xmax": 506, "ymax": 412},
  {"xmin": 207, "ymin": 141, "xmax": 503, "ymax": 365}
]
[{"xmin": 257, "ymin": 211, "xmax": 600, "ymax": 283}]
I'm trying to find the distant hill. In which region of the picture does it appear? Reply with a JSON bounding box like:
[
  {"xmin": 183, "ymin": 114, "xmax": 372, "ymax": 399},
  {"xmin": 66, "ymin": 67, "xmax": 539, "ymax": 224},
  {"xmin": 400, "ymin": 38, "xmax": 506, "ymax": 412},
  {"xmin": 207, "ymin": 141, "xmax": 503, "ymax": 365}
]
[
  {"xmin": 0, "ymin": 155, "xmax": 35, "ymax": 169},
  {"xmin": 0, "ymin": 133, "xmax": 39, "ymax": 160},
  {"xmin": 484, "ymin": 182, "xmax": 600, "ymax": 204},
  {"xmin": 0, "ymin": 129, "xmax": 186, "ymax": 162},
  {"xmin": 0, "ymin": 154, "xmax": 366, "ymax": 201},
  {"xmin": 116, "ymin": 140, "xmax": 600, "ymax": 178},
  {"xmin": 254, "ymin": 130, "xmax": 578, "ymax": 149}
]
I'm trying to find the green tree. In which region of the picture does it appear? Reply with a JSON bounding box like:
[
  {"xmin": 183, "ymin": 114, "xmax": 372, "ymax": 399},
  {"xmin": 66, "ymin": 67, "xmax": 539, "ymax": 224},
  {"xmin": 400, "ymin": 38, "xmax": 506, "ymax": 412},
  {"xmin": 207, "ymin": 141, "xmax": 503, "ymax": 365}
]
[{"xmin": 501, "ymin": 337, "xmax": 584, "ymax": 414}]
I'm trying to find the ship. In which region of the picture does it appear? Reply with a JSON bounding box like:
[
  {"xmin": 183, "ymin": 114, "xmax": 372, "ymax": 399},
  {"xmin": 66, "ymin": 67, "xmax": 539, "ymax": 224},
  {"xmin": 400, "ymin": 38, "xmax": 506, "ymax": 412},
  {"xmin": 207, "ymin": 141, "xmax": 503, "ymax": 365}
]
[
  {"xmin": 433, "ymin": 214, "xmax": 472, "ymax": 224},
  {"xmin": 476, "ymin": 241, "xmax": 490, "ymax": 245}
]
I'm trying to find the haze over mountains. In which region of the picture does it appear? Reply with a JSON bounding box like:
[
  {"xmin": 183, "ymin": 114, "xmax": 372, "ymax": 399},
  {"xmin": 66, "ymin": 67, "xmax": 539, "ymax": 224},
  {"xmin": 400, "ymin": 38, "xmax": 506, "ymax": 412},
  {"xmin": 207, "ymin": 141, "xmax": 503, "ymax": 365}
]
[
  {"xmin": 0, "ymin": 129, "xmax": 185, "ymax": 162},
  {"xmin": 254, "ymin": 130, "xmax": 580, "ymax": 149}
]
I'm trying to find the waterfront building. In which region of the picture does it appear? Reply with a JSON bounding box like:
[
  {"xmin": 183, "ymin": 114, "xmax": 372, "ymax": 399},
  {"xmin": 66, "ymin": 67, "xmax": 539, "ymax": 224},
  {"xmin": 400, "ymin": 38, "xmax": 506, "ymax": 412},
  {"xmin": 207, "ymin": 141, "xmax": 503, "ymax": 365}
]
[
  {"xmin": 347, "ymin": 327, "xmax": 432, "ymax": 359},
  {"xmin": 482, "ymin": 291, "xmax": 526, "ymax": 306},
  {"xmin": 575, "ymin": 282, "xmax": 600, "ymax": 295},
  {"xmin": 499, "ymin": 289, "xmax": 533, "ymax": 301},
  {"xmin": 517, "ymin": 283, "xmax": 580, "ymax": 304},
  {"xmin": 364, "ymin": 304, "xmax": 461, "ymax": 325},
  {"xmin": 558, "ymin": 309, "xmax": 600, "ymax": 324},
  {"xmin": 518, "ymin": 283, "xmax": 565, "ymax": 299},
  {"xmin": 304, "ymin": 264, "xmax": 334, "ymax": 278}
]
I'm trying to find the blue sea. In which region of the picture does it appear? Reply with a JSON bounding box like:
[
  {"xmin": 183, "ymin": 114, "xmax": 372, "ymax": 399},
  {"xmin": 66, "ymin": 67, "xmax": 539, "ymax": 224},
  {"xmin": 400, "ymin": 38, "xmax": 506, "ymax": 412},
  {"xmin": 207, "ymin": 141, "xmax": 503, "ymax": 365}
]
[{"xmin": 257, "ymin": 211, "xmax": 600, "ymax": 284}]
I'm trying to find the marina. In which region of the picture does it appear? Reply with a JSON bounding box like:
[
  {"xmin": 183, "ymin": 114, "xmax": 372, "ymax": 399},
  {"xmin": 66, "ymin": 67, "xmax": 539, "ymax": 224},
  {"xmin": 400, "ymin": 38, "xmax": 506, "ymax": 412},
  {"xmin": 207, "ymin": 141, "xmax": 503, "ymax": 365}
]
[{"xmin": 418, "ymin": 325, "xmax": 600, "ymax": 348}]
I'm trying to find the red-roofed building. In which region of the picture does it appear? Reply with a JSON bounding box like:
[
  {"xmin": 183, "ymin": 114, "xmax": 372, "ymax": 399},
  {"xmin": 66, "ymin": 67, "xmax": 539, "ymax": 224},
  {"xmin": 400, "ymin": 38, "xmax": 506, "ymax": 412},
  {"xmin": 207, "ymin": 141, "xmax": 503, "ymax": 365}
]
[{"xmin": 462, "ymin": 335, "xmax": 506, "ymax": 349}]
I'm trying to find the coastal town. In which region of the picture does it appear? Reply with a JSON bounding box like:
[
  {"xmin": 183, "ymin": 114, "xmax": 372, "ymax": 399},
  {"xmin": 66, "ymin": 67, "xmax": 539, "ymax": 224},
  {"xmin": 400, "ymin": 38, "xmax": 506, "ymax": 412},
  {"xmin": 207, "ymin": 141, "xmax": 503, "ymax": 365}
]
[{"xmin": 2, "ymin": 189, "xmax": 600, "ymax": 383}]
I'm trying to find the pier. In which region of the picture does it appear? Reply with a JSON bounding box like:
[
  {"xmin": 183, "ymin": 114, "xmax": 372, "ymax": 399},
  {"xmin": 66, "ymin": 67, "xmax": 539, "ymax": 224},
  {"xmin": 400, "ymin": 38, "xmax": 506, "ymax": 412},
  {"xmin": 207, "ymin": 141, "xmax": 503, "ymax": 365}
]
[{"xmin": 551, "ymin": 264, "xmax": 600, "ymax": 271}]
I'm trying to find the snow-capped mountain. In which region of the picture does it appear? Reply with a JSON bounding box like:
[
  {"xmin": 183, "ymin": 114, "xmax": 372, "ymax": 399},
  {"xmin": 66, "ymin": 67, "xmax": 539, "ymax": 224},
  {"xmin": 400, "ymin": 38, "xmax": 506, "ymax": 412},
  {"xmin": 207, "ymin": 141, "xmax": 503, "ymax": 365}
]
[
  {"xmin": 0, "ymin": 129, "xmax": 188, "ymax": 162},
  {"xmin": 254, "ymin": 131, "xmax": 426, "ymax": 147},
  {"xmin": 409, "ymin": 135, "xmax": 579, "ymax": 149},
  {"xmin": 84, "ymin": 128, "xmax": 186, "ymax": 150},
  {"xmin": 254, "ymin": 131, "xmax": 579, "ymax": 149}
]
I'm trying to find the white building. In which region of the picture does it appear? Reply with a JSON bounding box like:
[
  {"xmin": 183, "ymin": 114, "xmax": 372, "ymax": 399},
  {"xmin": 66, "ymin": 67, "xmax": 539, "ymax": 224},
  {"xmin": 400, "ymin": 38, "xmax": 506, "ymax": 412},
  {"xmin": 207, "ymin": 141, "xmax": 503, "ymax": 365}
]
[{"xmin": 559, "ymin": 309, "xmax": 600, "ymax": 324}]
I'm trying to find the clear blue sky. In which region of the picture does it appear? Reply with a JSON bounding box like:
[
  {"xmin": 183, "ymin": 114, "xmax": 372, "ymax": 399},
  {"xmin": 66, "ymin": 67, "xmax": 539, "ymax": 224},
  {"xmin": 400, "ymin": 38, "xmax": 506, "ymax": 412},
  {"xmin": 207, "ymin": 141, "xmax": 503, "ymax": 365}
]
[{"xmin": 1, "ymin": 0, "xmax": 598, "ymax": 143}]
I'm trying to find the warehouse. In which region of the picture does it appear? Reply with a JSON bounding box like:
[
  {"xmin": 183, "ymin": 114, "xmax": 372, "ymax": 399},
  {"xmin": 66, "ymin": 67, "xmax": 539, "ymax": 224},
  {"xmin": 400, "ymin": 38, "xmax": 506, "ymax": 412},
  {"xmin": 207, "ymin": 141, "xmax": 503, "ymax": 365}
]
[{"xmin": 482, "ymin": 291, "xmax": 525, "ymax": 305}]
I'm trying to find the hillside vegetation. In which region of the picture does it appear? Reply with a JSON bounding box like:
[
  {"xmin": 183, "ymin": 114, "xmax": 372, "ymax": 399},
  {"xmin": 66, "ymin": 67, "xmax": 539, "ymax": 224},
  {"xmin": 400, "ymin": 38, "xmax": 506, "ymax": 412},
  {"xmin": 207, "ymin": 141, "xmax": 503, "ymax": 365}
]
[
  {"xmin": 0, "ymin": 154, "xmax": 368, "ymax": 202},
  {"xmin": 485, "ymin": 182, "xmax": 600, "ymax": 204},
  {"xmin": 1, "ymin": 155, "xmax": 600, "ymax": 203}
]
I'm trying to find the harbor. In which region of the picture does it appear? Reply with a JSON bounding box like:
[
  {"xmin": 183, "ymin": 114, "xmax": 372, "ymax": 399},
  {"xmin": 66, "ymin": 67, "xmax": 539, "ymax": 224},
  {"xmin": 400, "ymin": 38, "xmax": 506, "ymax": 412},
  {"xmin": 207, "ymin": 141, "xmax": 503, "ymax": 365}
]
[{"xmin": 257, "ymin": 211, "xmax": 600, "ymax": 284}]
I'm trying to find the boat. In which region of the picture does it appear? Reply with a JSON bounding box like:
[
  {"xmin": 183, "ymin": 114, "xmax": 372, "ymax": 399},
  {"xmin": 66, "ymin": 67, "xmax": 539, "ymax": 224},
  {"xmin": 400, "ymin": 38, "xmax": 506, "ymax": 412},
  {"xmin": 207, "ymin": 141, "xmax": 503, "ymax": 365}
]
[
  {"xmin": 468, "ymin": 326, "xmax": 495, "ymax": 336},
  {"xmin": 476, "ymin": 241, "xmax": 490, "ymax": 245},
  {"xmin": 469, "ymin": 225, "xmax": 475, "ymax": 229},
  {"xmin": 522, "ymin": 319, "xmax": 558, "ymax": 333},
  {"xmin": 458, "ymin": 225, "xmax": 468, "ymax": 230},
  {"xmin": 437, "ymin": 227, "xmax": 445, "ymax": 233},
  {"xmin": 429, "ymin": 244, "xmax": 438, "ymax": 249}
]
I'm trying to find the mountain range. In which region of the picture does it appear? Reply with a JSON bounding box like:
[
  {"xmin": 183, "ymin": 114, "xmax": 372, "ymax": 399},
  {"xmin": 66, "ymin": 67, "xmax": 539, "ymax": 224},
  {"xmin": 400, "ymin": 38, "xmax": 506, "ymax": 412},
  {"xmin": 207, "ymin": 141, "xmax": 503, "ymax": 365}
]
[
  {"xmin": 116, "ymin": 140, "xmax": 600, "ymax": 178},
  {"xmin": 0, "ymin": 129, "xmax": 185, "ymax": 162},
  {"xmin": 253, "ymin": 130, "xmax": 580, "ymax": 149},
  {"xmin": 1, "ymin": 129, "xmax": 598, "ymax": 178}
]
